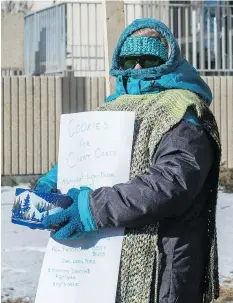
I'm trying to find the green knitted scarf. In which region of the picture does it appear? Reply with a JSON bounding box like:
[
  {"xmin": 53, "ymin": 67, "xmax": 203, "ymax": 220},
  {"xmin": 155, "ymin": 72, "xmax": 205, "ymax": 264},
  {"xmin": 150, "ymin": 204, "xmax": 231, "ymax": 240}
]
[{"xmin": 96, "ymin": 89, "xmax": 221, "ymax": 303}]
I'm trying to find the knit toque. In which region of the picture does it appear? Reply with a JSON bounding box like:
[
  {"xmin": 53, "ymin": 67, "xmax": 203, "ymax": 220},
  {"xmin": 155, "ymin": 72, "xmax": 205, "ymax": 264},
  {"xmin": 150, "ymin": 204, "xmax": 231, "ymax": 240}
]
[{"xmin": 120, "ymin": 36, "xmax": 168, "ymax": 61}]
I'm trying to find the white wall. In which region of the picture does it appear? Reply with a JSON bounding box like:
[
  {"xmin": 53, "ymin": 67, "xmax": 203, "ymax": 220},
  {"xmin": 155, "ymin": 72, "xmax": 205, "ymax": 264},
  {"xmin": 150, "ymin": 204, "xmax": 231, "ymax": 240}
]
[{"xmin": 1, "ymin": 13, "xmax": 24, "ymax": 70}]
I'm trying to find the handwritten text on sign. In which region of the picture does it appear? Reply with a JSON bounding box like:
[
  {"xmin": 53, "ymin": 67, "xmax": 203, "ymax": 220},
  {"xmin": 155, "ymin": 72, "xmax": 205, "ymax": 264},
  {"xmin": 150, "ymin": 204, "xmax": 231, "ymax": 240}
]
[
  {"xmin": 58, "ymin": 111, "xmax": 135, "ymax": 192},
  {"xmin": 35, "ymin": 111, "xmax": 135, "ymax": 303}
]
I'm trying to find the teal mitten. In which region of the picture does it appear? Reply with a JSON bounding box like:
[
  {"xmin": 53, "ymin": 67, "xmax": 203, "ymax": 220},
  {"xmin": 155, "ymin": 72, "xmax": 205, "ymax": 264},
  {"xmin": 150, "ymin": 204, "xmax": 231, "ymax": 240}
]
[
  {"xmin": 42, "ymin": 187, "xmax": 97, "ymax": 240},
  {"xmin": 34, "ymin": 164, "xmax": 58, "ymax": 193}
]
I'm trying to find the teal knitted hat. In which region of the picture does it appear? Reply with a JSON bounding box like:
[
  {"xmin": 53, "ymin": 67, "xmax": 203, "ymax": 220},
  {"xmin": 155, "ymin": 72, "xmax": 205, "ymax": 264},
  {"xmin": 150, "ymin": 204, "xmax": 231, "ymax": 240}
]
[{"xmin": 120, "ymin": 36, "xmax": 168, "ymax": 61}]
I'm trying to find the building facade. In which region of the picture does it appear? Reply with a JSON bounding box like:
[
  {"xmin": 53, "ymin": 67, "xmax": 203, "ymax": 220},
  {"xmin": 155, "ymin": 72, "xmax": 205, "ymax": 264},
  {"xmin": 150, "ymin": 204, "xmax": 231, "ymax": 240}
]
[{"xmin": 24, "ymin": 1, "xmax": 233, "ymax": 76}]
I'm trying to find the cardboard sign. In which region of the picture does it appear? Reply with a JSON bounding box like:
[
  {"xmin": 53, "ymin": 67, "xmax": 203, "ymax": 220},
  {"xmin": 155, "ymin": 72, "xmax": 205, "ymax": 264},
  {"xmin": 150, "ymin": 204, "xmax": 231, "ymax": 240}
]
[{"xmin": 35, "ymin": 111, "xmax": 135, "ymax": 303}]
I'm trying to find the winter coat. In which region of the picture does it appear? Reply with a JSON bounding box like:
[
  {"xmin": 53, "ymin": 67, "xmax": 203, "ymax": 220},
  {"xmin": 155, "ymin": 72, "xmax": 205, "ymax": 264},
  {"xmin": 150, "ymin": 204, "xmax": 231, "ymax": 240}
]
[
  {"xmin": 87, "ymin": 18, "xmax": 217, "ymax": 302},
  {"xmin": 89, "ymin": 119, "xmax": 214, "ymax": 303}
]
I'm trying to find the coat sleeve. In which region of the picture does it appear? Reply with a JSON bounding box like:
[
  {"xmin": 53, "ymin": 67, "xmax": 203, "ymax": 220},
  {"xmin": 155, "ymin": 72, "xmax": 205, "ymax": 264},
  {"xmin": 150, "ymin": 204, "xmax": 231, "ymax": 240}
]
[{"xmin": 89, "ymin": 121, "xmax": 214, "ymax": 228}]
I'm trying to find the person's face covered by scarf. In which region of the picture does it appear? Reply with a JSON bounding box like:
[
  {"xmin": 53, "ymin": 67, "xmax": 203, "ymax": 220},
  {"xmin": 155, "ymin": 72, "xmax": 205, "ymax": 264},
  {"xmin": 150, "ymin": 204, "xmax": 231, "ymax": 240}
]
[
  {"xmin": 119, "ymin": 28, "xmax": 169, "ymax": 70},
  {"xmin": 107, "ymin": 18, "xmax": 212, "ymax": 106},
  {"xmin": 110, "ymin": 18, "xmax": 181, "ymax": 80}
]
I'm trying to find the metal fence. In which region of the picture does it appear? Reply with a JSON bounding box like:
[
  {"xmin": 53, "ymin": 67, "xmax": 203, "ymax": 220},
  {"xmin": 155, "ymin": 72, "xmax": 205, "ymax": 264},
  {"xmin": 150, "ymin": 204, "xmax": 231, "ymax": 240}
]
[
  {"xmin": 1, "ymin": 75, "xmax": 233, "ymax": 175},
  {"xmin": 167, "ymin": 1, "xmax": 233, "ymax": 73},
  {"xmin": 24, "ymin": 1, "xmax": 233, "ymax": 76},
  {"xmin": 24, "ymin": 4, "xmax": 66, "ymax": 75}
]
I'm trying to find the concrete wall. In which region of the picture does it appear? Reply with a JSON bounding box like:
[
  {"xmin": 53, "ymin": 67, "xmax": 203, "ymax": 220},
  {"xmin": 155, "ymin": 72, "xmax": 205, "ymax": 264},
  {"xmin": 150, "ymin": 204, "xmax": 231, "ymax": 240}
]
[{"xmin": 1, "ymin": 13, "xmax": 24, "ymax": 70}]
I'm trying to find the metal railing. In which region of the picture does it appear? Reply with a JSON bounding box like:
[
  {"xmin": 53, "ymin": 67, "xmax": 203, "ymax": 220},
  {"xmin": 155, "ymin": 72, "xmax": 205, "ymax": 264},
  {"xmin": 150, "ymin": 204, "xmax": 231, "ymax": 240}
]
[
  {"xmin": 24, "ymin": 1, "xmax": 233, "ymax": 76},
  {"xmin": 24, "ymin": 3, "xmax": 66, "ymax": 75},
  {"xmin": 167, "ymin": 1, "xmax": 233, "ymax": 74},
  {"xmin": 1, "ymin": 68, "xmax": 24, "ymax": 76}
]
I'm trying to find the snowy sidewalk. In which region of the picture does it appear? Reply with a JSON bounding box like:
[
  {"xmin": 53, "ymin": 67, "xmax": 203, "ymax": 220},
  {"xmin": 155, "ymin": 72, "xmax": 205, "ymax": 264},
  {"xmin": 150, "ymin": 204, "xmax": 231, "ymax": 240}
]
[{"xmin": 1, "ymin": 185, "xmax": 233, "ymax": 302}]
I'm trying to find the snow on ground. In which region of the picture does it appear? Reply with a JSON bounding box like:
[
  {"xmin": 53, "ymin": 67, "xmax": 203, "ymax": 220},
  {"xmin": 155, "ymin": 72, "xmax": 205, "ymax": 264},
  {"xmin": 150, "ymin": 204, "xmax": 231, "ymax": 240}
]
[
  {"xmin": 1, "ymin": 184, "xmax": 50, "ymax": 302},
  {"xmin": 1, "ymin": 185, "xmax": 233, "ymax": 302},
  {"xmin": 216, "ymin": 191, "xmax": 233, "ymax": 283}
]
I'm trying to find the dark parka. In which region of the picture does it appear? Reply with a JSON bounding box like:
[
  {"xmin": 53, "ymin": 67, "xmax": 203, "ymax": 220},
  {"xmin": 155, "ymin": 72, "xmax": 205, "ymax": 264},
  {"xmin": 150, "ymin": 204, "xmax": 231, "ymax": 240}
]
[
  {"xmin": 89, "ymin": 120, "xmax": 213, "ymax": 303},
  {"xmin": 88, "ymin": 18, "xmax": 216, "ymax": 303}
]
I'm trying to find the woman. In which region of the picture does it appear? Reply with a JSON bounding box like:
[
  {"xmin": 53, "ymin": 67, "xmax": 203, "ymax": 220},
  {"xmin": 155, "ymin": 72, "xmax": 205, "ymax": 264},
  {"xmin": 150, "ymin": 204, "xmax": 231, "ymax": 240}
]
[{"xmin": 36, "ymin": 18, "xmax": 221, "ymax": 303}]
